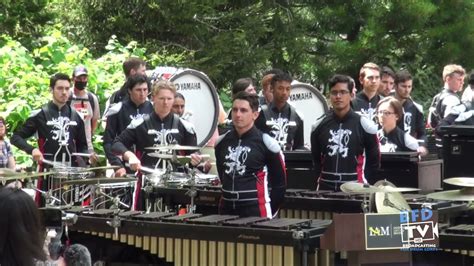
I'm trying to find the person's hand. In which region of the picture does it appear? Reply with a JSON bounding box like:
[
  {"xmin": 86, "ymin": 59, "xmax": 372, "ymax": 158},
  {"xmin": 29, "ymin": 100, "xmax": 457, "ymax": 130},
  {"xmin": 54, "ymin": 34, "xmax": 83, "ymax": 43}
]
[
  {"xmin": 417, "ymin": 146, "xmax": 428, "ymax": 157},
  {"xmin": 126, "ymin": 152, "xmax": 142, "ymax": 171},
  {"xmin": 32, "ymin": 148, "xmax": 44, "ymax": 162},
  {"xmin": 114, "ymin": 167, "xmax": 127, "ymax": 177},
  {"xmin": 89, "ymin": 152, "xmax": 99, "ymax": 165},
  {"xmin": 190, "ymin": 153, "xmax": 203, "ymax": 167}
]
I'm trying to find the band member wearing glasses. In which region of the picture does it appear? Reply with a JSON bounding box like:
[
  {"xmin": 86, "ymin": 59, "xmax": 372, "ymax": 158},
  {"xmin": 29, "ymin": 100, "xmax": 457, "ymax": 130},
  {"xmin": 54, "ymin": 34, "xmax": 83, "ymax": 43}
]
[
  {"xmin": 311, "ymin": 74, "xmax": 380, "ymax": 190},
  {"xmin": 376, "ymin": 97, "xmax": 420, "ymax": 153}
]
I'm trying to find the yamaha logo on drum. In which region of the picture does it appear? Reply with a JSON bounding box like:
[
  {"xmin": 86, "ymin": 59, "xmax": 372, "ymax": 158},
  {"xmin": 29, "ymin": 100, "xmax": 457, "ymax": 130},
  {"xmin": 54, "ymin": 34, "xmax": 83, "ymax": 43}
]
[
  {"xmin": 175, "ymin": 82, "xmax": 201, "ymax": 90},
  {"xmin": 289, "ymin": 92, "xmax": 313, "ymax": 101}
]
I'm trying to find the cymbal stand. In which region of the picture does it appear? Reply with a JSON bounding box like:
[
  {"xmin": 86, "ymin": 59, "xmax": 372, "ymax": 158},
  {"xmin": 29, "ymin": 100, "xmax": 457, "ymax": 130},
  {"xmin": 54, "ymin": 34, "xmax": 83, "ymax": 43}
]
[
  {"xmin": 94, "ymin": 185, "xmax": 130, "ymax": 209},
  {"xmin": 361, "ymin": 192, "xmax": 372, "ymax": 213},
  {"xmin": 27, "ymin": 181, "xmax": 61, "ymax": 207},
  {"xmin": 184, "ymin": 165, "xmax": 197, "ymax": 214}
]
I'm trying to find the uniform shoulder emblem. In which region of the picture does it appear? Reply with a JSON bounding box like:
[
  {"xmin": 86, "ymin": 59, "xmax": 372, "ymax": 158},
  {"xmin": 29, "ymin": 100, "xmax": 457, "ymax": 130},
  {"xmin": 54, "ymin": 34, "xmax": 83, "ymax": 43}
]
[
  {"xmin": 29, "ymin": 109, "xmax": 41, "ymax": 118},
  {"xmin": 104, "ymin": 102, "xmax": 123, "ymax": 118},
  {"xmin": 179, "ymin": 118, "xmax": 195, "ymax": 134},
  {"xmin": 311, "ymin": 113, "xmax": 327, "ymax": 133},
  {"xmin": 263, "ymin": 133, "xmax": 281, "ymax": 153},
  {"xmin": 360, "ymin": 116, "xmax": 378, "ymax": 134},
  {"xmin": 412, "ymin": 101, "xmax": 423, "ymax": 113},
  {"xmin": 215, "ymin": 131, "xmax": 230, "ymax": 147},
  {"xmin": 127, "ymin": 115, "xmax": 145, "ymax": 129}
]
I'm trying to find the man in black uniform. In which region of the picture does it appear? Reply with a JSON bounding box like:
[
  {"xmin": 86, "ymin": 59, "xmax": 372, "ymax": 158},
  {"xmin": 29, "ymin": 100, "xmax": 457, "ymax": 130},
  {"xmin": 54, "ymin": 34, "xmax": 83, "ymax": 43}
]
[
  {"xmin": 11, "ymin": 73, "xmax": 89, "ymax": 204},
  {"xmin": 311, "ymin": 74, "xmax": 380, "ymax": 190},
  {"xmin": 255, "ymin": 71, "xmax": 304, "ymax": 150},
  {"xmin": 393, "ymin": 70, "xmax": 428, "ymax": 156},
  {"xmin": 352, "ymin": 62, "xmax": 382, "ymax": 121},
  {"xmin": 215, "ymin": 92, "xmax": 286, "ymax": 218},
  {"xmin": 103, "ymin": 75, "xmax": 154, "ymax": 177},
  {"xmin": 112, "ymin": 80, "xmax": 198, "ymax": 210}
]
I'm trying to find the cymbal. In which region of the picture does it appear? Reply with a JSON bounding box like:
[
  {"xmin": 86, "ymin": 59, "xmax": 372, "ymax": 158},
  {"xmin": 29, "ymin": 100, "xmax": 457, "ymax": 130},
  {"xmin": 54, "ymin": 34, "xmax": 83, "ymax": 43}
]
[
  {"xmin": 341, "ymin": 181, "xmax": 420, "ymax": 194},
  {"xmin": 62, "ymin": 177, "xmax": 136, "ymax": 185},
  {"xmin": 53, "ymin": 165, "xmax": 120, "ymax": 173},
  {"xmin": 145, "ymin": 144, "xmax": 201, "ymax": 151},
  {"xmin": 374, "ymin": 180, "xmax": 420, "ymax": 193},
  {"xmin": 0, "ymin": 168, "xmax": 18, "ymax": 177},
  {"xmin": 1, "ymin": 171, "xmax": 53, "ymax": 181},
  {"xmin": 373, "ymin": 180, "xmax": 411, "ymax": 213},
  {"xmin": 341, "ymin": 182, "xmax": 382, "ymax": 193},
  {"xmin": 427, "ymin": 188, "xmax": 474, "ymax": 201},
  {"xmin": 443, "ymin": 177, "xmax": 474, "ymax": 187}
]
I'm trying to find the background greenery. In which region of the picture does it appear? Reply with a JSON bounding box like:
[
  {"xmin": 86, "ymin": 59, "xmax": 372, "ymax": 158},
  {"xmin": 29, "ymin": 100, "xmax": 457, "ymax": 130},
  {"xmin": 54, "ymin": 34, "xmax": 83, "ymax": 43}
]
[{"xmin": 2, "ymin": 0, "xmax": 474, "ymax": 166}]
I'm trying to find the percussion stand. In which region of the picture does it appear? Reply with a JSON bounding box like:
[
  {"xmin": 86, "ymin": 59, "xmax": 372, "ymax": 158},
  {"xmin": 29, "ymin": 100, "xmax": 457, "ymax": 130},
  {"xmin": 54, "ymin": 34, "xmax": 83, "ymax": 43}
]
[
  {"xmin": 184, "ymin": 165, "xmax": 198, "ymax": 214},
  {"xmin": 94, "ymin": 185, "xmax": 130, "ymax": 209},
  {"xmin": 361, "ymin": 192, "xmax": 372, "ymax": 213}
]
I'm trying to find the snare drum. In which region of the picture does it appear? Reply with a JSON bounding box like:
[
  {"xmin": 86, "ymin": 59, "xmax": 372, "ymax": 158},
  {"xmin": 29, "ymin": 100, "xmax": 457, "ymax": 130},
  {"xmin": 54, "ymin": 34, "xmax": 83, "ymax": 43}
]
[
  {"xmin": 195, "ymin": 173, "xmax": 220, "ymax": 186},
  {"xmin": 166, "ymin": 172, "xmax": 190, "ymax": 188}
]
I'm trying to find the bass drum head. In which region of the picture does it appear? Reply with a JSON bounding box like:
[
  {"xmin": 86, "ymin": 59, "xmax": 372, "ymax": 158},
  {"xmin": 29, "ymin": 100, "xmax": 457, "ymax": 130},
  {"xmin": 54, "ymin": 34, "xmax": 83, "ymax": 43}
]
[
  {"xmin": 149, "ymin": 67, "xmax": 219, "ymax": 146},
  {"xmin": 289, "ymin": 81, "xmax": 329, "ymax": 147}
]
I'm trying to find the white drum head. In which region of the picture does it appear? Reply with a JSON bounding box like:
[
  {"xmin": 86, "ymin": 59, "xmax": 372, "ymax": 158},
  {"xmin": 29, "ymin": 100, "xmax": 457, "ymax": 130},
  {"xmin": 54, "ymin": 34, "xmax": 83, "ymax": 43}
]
[
  {"xmin": 289, "ymin": 81, "xmax": 329, "ymax": 147},
  {"xmin": 149, "ymin": 67, "xmax": 219, "ymax": 146}
]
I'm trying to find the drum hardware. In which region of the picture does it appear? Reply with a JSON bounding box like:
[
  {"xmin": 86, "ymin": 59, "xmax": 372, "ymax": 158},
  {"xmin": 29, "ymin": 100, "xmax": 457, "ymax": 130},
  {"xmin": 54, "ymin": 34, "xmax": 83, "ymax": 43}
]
[{"xmin": 93, "ymin": 185, "xmax": 130, "ymax": 209}]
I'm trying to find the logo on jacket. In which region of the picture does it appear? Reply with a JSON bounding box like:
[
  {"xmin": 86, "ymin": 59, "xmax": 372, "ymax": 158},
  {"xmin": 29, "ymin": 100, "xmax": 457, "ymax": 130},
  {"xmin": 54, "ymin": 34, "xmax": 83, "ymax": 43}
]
[
  {"xmin": 47, "ymin": 117, "xmax": 76, "ymax": 145},
  {"xmin": 360, "ymin": 107, "xmax": 376, "ymax": 121},
  {"xmin": 403, "ymin": 112, "xmax": 412, "ymax": 133},
  {"xmin": 224, "ymin": 146, "xmax": 251, "ymax": 175},
  {"xmin": 377, "ymin": 131, "xmax": 398, "ymax": 152},
  {"xmin": 267, "ymin": 117, "xmax": 296, "ymax": 148},
  {"xmin": 327, "ymin": 129, "xmax": 352, "ymax": 157},
  {"xmin": 130, "ymin": 113, "xmax": 146, "ymax": 122}
]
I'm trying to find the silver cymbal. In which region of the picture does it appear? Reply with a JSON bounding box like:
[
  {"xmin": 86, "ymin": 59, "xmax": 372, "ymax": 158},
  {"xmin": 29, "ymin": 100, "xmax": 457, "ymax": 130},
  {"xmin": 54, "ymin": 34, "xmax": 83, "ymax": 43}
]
[
  {"xmin": 373, "ymin": 180, "xmax": 411, "ymax": 213},
  {"xmin": 0, "ymin": 168, "xmax": 18, "ymax": 177},
  {"xmin": 341, "ymin": 182, "xmax": 382, "ymax": 193},
  {"xmin": 443, "ymin": 177, "xmax": 474, "ymax": 187},
  {"xmin": 145, "ymin": 144, "xmax": 201, "ymax": 151},
  {"xmin": 427, "ymin": 188, "xmax": 474, "ymax": 201},
  {"xmin": 1, "ymin": 171, "xmax": 53, "ymax": 181},
  {"xmin": 62, "ymin": 177, "xmax": 136, "ymax": 186}
]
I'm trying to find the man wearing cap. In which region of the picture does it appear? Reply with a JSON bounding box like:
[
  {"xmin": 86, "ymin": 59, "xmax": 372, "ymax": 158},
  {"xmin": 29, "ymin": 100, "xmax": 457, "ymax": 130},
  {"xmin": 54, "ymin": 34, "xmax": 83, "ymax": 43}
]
[{"xmin": 69, "ymin": 65, "xmax": 100, "ymax": 153}]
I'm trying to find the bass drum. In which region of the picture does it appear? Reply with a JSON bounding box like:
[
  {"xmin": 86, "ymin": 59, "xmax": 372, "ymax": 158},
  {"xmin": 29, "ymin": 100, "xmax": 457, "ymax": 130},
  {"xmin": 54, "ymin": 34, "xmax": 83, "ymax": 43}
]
[
  {"xmin": 149, "ymin": 67, "xmax": 219, "ymax": 147},
  {"xmin": 289, "ymin": 81, "xmax": 329, "ymax": 147}
]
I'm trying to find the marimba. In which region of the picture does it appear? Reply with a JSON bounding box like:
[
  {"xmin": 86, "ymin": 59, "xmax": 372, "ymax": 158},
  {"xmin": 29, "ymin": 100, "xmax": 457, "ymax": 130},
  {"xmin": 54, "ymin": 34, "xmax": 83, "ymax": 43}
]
[
  {"xmin": 68, "ymin": 209, "xmax": 331, "ymax": 266},
  {"xmin": 440, "ymin": 224, "xmax": 474, "ymax": 257}
]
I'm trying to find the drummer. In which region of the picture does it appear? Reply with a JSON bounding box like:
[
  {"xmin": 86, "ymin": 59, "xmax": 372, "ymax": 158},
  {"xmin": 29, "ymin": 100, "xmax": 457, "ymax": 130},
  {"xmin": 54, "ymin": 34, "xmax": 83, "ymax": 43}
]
[
  {"xmin": 112, "ymin": 80, "xmax": 200, "ymax": 209},
  {"xmin": 103, "ymin": 74, "xmax": 154, "ymax": 177},
  {"xmin": 311, "ymin": 74, "xmax": 380, "ymax": 190},
  {"xmin": 255, "ymin": 71, "xmax": 305, "ymax": 150},
  {"xmin": 215, "ymin": 91, "xmax": 286, "ymax": 218}
]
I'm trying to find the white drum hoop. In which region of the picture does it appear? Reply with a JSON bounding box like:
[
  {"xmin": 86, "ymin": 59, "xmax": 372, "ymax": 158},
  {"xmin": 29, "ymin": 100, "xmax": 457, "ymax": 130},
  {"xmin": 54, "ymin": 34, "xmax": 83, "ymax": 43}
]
[
  {"xmin": 98, "ymin": 182, "xmax": 134, "ymax": 189},
  {"xmin": 148, "ymin": 67, "xmax": 219, "ymax": 147},
  {"xmin": 170, "ymin": 69, "xmax": 219, "ymax": 146},
  {"xmin": 289, "ymin": 81, "xmax": 329, "ymax": 147}
]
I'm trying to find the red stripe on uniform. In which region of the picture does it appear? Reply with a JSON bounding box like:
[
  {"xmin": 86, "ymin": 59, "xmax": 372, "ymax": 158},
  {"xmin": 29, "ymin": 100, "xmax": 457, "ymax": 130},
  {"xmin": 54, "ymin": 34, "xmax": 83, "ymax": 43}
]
[
  {"xmin": 356, "ymin": 154, "xmax": 365, "ymax": 183},
  {"xmin": 256, "ymin": 169, "xmax": 267, "ymax": 218}
]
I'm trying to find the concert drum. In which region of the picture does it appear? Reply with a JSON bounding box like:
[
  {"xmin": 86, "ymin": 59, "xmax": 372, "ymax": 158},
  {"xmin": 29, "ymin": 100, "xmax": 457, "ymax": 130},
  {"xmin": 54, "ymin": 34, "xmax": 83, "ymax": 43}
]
[
  {"xmin": 148, "ymin": 67, "xmax": 219, "ymax": 147},
  {"xmin": 289, "ymin": 81, "xmax": 329, "ymax": 147}
]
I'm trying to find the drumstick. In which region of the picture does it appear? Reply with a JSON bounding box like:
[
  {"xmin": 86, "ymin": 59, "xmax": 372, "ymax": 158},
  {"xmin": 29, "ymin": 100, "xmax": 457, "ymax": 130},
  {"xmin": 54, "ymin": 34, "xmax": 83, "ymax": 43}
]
[{"xmin": 72, "ymin": 152, "xmax": 106, "ymax": 158}]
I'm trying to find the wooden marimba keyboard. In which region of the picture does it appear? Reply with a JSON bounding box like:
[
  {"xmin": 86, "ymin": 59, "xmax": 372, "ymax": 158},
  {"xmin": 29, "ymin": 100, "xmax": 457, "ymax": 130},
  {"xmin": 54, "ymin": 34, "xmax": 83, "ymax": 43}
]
[
  {"xmin": 440, "ymin": 224, "xmax": 474, "ymax": 257},
  {"xmin": 68, "ymin": 209, "xmax": 331, "ymax": 266}
]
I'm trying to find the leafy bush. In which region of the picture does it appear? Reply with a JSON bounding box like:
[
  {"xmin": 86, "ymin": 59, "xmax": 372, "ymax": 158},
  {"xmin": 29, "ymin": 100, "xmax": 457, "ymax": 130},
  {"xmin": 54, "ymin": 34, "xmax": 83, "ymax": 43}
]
[{"xmin": 0, "ymin": 30, "xmax": 186, "ymax": 167}]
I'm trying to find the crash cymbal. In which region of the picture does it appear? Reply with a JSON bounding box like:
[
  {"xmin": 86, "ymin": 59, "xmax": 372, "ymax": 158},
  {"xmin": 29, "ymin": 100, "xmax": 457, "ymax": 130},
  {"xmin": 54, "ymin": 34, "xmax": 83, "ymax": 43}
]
[
  {"xmin": 373, "ymin": 180, "xmax": 411, "ymax": 213},
  {"xmin": 0, "ymin": 168, "xmax": 18, "ymax": 177},
  {"xmin": 443, "ymin": 177, "xmax": 474, "ymax": 187},
  {"xmin": 341, "ymin": 182, "xmax": 382, "ymax": 193},
  {"xmin": 55, "ymin": 165, "xmax": 120, "ymax": 173},
  {"xmin": 62, "ymin": 177, "xmax": 136, "ymax": 185},
  {"xmin": 427, "ymin": 188, "xmax": 474, "ymax": 201},
  {"xmin": 145, "ymin": 144, "xmax": 201, "ymax": 151},
  {"xmin": 374, "ymin": 179, "xmax": 421, "ymax": 193},
  {"xmin": 1, "ymin": 171, "xmax": 54, "ymax": 181}
]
